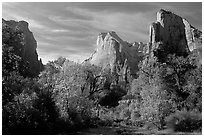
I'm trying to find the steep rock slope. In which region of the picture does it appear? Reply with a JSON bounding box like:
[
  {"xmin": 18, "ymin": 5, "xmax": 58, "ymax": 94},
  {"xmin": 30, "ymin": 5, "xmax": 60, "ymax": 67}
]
[
  {"xmin": 148, "ymin": 9, "xmax": 202, "ymax": 60},
  {"xmin": 2, "ymin": 19, "xmax": 43, "ymax": 77},
  {"xmin": 85, "ymin": 31, "xmax": 144, "ymax": 83}
]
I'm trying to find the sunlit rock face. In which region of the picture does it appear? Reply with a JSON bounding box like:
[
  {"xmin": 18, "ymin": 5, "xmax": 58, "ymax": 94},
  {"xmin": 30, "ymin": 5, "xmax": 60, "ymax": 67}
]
[
  {"xmin": 85, "ymin": 31, "xmax": 144, "ymax": 83},
  {"xmin": 85, "ymin": 9, "xmax": 202, "ymax": 81},
  {"xmin": 3, "ymin": 19, "xmax": 43, "ymax": 77},
  {"xmin": 148, "ymin": 9, "xmax": 202, "ymax": 60}
]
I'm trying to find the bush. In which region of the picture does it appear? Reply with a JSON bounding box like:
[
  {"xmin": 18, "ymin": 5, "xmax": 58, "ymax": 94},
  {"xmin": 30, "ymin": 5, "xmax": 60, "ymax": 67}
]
[
  {"xmin": 130, "ymin": 111, "xmax": 140, "ymax": 122},
  {"xmin": 54, "ymin": 93, "xmax": 97, "ymax": 128},
  {"xmin": 2, "ymin": 92, "xmax": 47, "ymax": 135},
  {"xmin": 120, "ymin": 108, "xmax": 131, "ymax": 121},
  {"xmin": 165, "ymin": 110, "xmax": 202, "ymax": 132},
  {"xmin": 2, "ymin": 77, "xmax": 59, "ymax": 135},
  {"xmin": 129, "ymin": 52, "xmax": 202, "ymax": 130}
]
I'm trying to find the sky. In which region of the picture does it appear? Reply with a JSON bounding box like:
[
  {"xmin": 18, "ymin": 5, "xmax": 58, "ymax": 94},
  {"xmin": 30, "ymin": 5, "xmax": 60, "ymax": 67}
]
[{"xmin": 2, "ymin": 2, "xmax": 202, "ymax": 64}]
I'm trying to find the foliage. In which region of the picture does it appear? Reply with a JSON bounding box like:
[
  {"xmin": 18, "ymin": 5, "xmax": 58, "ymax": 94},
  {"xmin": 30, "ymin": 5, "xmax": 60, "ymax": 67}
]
[
  {"xmin": 2, "ymin": 56, "xmax": 105, "ymax": 134},
  {"xmin": 48, "ymin": 60, "xmax": 115, "ymax": 128},
  {"xmin": 120, "ymin": 108, "xmax": 131, "ymax": 121},
  {"xmin": 131, "ymin": 56, "xmax": 174, "ymax": 129},
  {"xmin": 2, "ymin": 74, "xmax": 58, "ymax": 134},
  {"xmin": 2, "ymin": 24, "xmax": 31, "ymax": 77},
  {"xmin": 3, "ymin": 26, "xmax": 202, "ymax": 134},
  {"xmin": 164, "ymin": 53, "xmax": 202, "ymax": 112},
  {"xmin": 54, "ymin": 94, "xmax": 96, "ymax": 127},
  {"xmin": 2, "ymin": 72, "xmax": 38, "ymax": 106},
  {"xmin": 38, "ymin": 59, "xmax": 112, "ymax": 130},
  {"xmin": 165, "ymin": 110, "xmax": 202, "ymax": 132},
  {"xmin": 130, "ymin": 51, "xmax": 202, "ymax": 130},
  {"xmin": 2, "ymin": 24, "xmax": 122, "ymax": 134},
  {"xmin": 2, "ymin": 25, "xmax": 24, "ymax": 57},
  {"xmin": 52, "ymin": 60, "xmax": 119, "ymax": 107}
]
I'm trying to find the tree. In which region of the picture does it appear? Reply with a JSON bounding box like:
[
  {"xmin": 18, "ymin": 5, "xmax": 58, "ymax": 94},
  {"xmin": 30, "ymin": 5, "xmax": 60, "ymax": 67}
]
[
  {"xmin": 137, "ymin": 56, "xmax": 174, "ymax": 129},
  {"xmin": 163, "ymin": 53, "xmax": 201, "ymax": 111},
  {"xmin": 130, "ymin": 51, "xmax": 202, "ymax": 129}
]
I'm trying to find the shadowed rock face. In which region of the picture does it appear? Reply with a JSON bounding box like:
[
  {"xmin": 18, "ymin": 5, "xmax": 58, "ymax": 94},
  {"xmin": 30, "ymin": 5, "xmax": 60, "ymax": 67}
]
[
  {"xmin": 85, "ymin": 31, "xmax": 144, "ymax": 83},
  {"xmin": 148, "ymin": 9, "xmax": 202, "ymax": 59},
  {"xmin": 2, "ymin": 19, "xmax": 43, "ymax": 77}
]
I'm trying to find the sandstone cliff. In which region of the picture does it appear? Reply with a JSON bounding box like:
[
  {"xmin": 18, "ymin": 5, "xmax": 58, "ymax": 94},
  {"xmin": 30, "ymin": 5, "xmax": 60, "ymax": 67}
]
[
  {"xmin": 148, "ymin": 9, "xmax": 202, "ymax": 60},
  {"xmin": 85, "ymin": 9, "xmax": 202, "ymax": 83},
  {"xmin": 85, "ymin": 31, "xmax": 144, "ymax": 83},
  {"xmin": 2, "ymin": 19, "xmax": 43, "ymax": 77}
]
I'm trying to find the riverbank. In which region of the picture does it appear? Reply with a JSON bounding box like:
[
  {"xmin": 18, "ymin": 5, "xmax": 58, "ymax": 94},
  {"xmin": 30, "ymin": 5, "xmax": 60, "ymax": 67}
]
[{"xmin": 71, "ymin": 125, "xmax": 202, "ymax": 135}]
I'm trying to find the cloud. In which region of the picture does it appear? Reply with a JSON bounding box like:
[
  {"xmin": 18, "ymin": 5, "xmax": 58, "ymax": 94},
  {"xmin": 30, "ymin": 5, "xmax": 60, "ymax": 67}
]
[
  {"xmin": 64, "ymin": 2, "xmax": 158, "ymax": 14},
  {"xmin": 2, "ymin": 2, "xmax": 202, "ymax": 64}
]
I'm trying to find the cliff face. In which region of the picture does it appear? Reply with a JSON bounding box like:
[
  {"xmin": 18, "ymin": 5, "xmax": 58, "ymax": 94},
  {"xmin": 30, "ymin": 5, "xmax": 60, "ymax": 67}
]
[
  {"xmin": 85, "ymin": 9, "xmax": 202, "ymax": 83},
  {"xmin": 85, "ymin": 31, "xmax": 144, "ymax": 83},
  {"xmin": 2, "ymin": 19, "xmax": 43, "ymax": 77},
  {"xmin": 148, "ymin": 9, "xmax": 202, "ymax": 60}
]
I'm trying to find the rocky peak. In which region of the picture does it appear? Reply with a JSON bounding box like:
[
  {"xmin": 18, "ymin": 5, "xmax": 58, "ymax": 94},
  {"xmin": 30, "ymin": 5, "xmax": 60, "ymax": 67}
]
[
  {"xmin": 2, "ymin": 19, "xmax": 43, "ymax": 77},
  {"xmin": 85, "ymin": 31, "xmax": 144, "ymax": 83},
  {"xmin": 148, "ymin": 9, "xmax": 202, "ymax": 60},
  {"xmin": 85, "ymin": 9, "xmax": 202, "ymax": 82}
]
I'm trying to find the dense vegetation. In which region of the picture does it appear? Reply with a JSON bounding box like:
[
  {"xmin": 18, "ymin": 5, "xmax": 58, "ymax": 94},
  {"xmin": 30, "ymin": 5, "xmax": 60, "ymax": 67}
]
[
  {"xmin": 129, "ymin": 52, "xmax": 202, "ymax": 131},
  {"xmin": 2, "ymin": 23, "xmax": 202, "ymax": 135}
]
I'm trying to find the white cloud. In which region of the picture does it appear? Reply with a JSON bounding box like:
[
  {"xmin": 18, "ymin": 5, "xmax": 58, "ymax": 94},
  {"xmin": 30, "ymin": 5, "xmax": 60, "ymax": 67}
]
[{"xmin": 50, "ymin": 29, "xmax": 70, "ymax": 32}]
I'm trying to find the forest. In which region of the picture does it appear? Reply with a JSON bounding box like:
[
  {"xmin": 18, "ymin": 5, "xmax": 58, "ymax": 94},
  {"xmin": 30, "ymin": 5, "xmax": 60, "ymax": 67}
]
[{"xmin": 2, "ymin": 19, "xmax": 202, "ymax": 135}]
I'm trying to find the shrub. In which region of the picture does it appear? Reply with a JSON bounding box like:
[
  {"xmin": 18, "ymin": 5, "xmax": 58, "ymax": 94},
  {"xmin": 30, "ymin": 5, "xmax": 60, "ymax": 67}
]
[
  {"xmin": 130, "ymin": 52, "xmax": 202, "ymax": 130},
  {"xmin": 54, "ymin": 93, "xmax": 97, "ymax": 128},
  {"xmin": 2, "ymin": 79, "xmax": 59, "ymax": 135},
  {"xmin": 2, "ymin": 92, "xmax": 47, "ymax": 135},
  {"xmin": 165, "ymin": 110, "xmax": 202, "ymax": 132},
  {"xmin": 120, "ymin": 108, "xmax": 131, "ymax": 121},
  {"xmin": 130, "ymin": 110, "xmax": 140, "ymax": 122}
]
